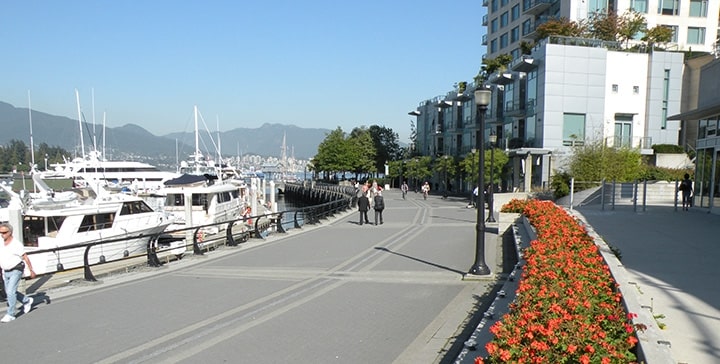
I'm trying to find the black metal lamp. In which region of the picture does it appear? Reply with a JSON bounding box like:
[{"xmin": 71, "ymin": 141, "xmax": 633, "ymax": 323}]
[
  {"xmin": 468, "ymin": 88, "xmax": 491, "ymax": 276},
  {"xmin": 487, "ymin": 132, "xmax": 497, "ymax": 223}
]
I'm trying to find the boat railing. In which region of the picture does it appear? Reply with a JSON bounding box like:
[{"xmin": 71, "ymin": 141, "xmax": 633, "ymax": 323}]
[{"xmin": 24, "ymin": 182, "xmax": 356, "ymax": 282}]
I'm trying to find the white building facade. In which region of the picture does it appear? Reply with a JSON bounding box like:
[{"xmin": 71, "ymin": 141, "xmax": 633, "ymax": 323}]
[{"xmin": 485, "ymin": 0, "xmax": 719, "ymax": 60}]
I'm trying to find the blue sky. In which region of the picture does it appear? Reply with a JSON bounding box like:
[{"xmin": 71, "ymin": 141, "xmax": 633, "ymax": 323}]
[{"xmin": 1, "ymin": 1, "xmax": 486, "ymax": 144}]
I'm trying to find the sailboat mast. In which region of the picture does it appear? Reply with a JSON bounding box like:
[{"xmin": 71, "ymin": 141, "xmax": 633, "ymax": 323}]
[
  {"xmin": 194, "ymin": 105, "xmax": 200, "ymax": 175},
  {"xmin": 75, "ymin": 89, "xmax": 85, "ymax": 158},
  {"xmin": 102, "ymin": 111, "xmax": 107, "ymax": 160},
  {"xmin": 28, "ymin": 90, "xmax": 35, "ymax": 168},
  {"xmin": 92, "ymin": 88, "xmax": 97, "ymax": 154}
]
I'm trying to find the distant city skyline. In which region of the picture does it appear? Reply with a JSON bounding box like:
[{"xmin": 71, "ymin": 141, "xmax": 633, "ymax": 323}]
[{"xmin": 1, "ymin": 1, "xmax": 488, "ymax": 143}]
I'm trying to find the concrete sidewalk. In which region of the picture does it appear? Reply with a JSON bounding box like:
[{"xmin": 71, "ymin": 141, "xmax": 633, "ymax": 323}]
[
  {"xmin": 575, "ymin": 205, "xmax": 720, "ymax": 364},
  {"xmin": 2, "ymin": 189, "xmax": 507, "ymax": 364}
]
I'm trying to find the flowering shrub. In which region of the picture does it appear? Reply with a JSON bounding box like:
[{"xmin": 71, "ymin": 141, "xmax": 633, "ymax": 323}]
[
  {"xmin": 478, "ymin": 199, "xmax": 638, "ymax": 363},
  {"xmin": 500, "ymin": 198, "xmax": 529, "ymax": 213}
]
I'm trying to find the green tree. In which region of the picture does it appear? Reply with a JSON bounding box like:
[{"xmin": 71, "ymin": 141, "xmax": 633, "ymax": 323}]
[
  {"xmin": 566, "ymin": 141, "xmax": 645, "ymax": 185},
  {"xmin": 482, "ymin": 54, "xmax": 514, "ymax": 74},
  {"xmin": 461, "ymin": 149, "xmax": 508, "ymax": 186},
  {"xmin": 348, "ymin": 127, "xmax": 377, "ymax": 178},
  {"xmin": 312, "ymin": 128, "xmax": 352, "ymax": 179},
  {"xmin": 405, "ymin": 156, "xmax": 432, "ymax": 190},
  {"xmin": 433, "ymin": 155, "xmax": 457, "ymax": 195},
  {"xmin": 368, "ymin": 125, "xmax": 400, "ymax": 174},
  {"xmin": 535, "ymin": 17, "xmax": 587, "ymax": 41},
  {"xmin": 642, "ymin": 25, "xmax": 674, "ymax": 47}
]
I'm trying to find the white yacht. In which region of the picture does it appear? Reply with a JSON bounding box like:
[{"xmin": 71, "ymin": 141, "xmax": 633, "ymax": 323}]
[
  {"xmin": 43, "ymin": 150, "xmax": 179, "ymax": 195},
  {"xmin": 0, "ymin": 176, "xmax": 174, "ymax": 275},
  {"xmin": 159, "ymin": 174, "xmax": 250, "ymax": 253}
]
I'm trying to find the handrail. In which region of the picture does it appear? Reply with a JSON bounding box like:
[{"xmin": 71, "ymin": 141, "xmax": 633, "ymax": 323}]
[{"xmin": 25, "ymin": 182, "xmax": 356, "ymax": 282}]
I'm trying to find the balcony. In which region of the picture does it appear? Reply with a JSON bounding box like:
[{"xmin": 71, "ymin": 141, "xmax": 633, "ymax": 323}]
[
  {"xmin": 482, "ymin": 34, "xmax": 487, "ymax": 46},
  {"xmin": 488, "ymin": 71, "xmax": 514, "ymax": 85},
  {"xmin": 505, "ymin": 99, "xmax": 527, "ymax": 117},
  {"xmin": 510, "ymin": 55, "xmax": 538, "ymax": 72},
  {"xmin": 523, "ymin": 0, "xmax": 554, "ymax": 16},
  {"xmin": 482, "ymin": 14, "xmax": 488, "ymax": 26},
  {"xmin": 482, "ymin": 0, "xmax": 488, "ymax": 6},
  {"xmin": 522, "ymin": 15, "xmax": 552, "ymax": 40}
]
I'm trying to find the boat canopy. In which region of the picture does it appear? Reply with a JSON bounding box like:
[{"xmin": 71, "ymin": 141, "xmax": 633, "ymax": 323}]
[{"xmin": 163, "ymin": 173, "xmax": 217, "ymax": 186}]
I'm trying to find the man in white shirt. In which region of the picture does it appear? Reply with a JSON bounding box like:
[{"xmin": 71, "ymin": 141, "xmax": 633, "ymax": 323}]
[{"xmin": 0, "ymin": 223, "xmax": 36, "ymax": 322}]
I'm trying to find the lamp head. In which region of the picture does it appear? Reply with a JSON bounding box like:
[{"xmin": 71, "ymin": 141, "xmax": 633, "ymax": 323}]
[{"xmin": 474, "ymin": 89, "xmax": 491, "ymax": 107}]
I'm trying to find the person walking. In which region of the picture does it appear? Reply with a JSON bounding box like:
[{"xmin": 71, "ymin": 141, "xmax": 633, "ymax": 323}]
[
  {"xmin": 421, "ymin": 181, "xmax": 430, "ymax": 200},
  {"xmin": 373, "ymin": 189, "xmax": 385, "ymax": 225},
  {"xmin": 401, "ymin": 181, "xmax": 408, "ymax": 200},
  {"xmin": 357, "ymin": 193, "xmax": 370, "ymax": 225},
  {"xmin": 0, "ymin": 222, "xmax": 36, "ymax": 322},
  {"xmin": 679, "ymin": 173, "xmax": 693, "ymax": 211}
]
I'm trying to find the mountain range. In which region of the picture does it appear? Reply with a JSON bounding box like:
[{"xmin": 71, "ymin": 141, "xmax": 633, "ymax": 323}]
[{"xmin": 0, "ymin": 101, "xmax": 329, "ymax": 161}]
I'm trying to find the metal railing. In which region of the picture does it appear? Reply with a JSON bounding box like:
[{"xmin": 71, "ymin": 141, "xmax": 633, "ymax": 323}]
[{"xmin": 23, "ymin": 183, "xmax": 356, "ymax": 282}]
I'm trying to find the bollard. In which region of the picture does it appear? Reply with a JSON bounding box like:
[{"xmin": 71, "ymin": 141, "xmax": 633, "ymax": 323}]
[
  {"xmin": 642, "ymin": 179, "xmax": 647, "ymax": 212},
  {"xmin": 633, "ymin": 179, "xmax": 638, "ymax": 212}
]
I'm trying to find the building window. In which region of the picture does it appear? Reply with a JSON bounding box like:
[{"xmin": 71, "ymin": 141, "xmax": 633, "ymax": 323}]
[
  {"xmin": 630, "ymin": 0, "xmax": 648, "ymax": 13},
  {"xmin": 511, "ymin": 4, "xmax": 520, "ymax": 21},
  {"xmin": 490, "ymin": 39, "xmax": 497, "ymax": 53},
  {"xmin": 511, "ymin": 48, "xmax": 521, "ymax": 59},
  {"xmin": 689, "ymin": 0, "xmax": 708, "ymax": 17},
  {"xmin": 491, "ymin": 0, "xmax": 498, "ymax": 12},
  {"xmin": 500, "ymin": 12, "xmax": 508, "ymax": 27},
  {"xmin": 522, "ymin": 19, "xmax": 532, "ymax": 36},
  {"xmin": 612, "ymin": 84, "xmax": 618, "ymax": 93},
  {"xmin": 511, "ymin": 26, "xmax": 519, "ymax": 42},
  {"xmin": 662, "ymin": 69, "xmax": 670, "ymax": 129},
  {"xmin": 589, "ymin": 0, "xmax": 609, "ymax": 13},
  {"xmin": 563, "ymin": 113, "xmax": 586, "ymax": 146},
  {"xmin": 658, "ymin": 0, "xmax": 680, "ymax": 15},
  {"xmin": 633, "ymin": 86, "xmax": 640, "ymax": 94},
  {"xmin": 501, "ymin": 0, "xmax": 509, "ymax": 6},
  {"xmin": 687, "ymin": 27, "xmax": 706, "ymax": 44},
  {"xmin": 491, "ymin": 18, "xmax": 498, "ymax": 33},
  {"xmin": 500, "ymin": 33, "xmax": 509, "ymax": 49},
  {"xmin": 614, "ymin": 115, "xmax": 633, "ymax": 148}
]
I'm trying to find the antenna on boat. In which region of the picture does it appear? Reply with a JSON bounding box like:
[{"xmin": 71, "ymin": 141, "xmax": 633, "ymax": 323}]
[{"xmin": 75, "ymin": 89, "xmax": 85, "ymax": 158}]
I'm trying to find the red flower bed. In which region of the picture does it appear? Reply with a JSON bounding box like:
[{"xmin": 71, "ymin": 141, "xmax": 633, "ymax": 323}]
[{"xmin": 478, "ymin": 199, "xmax": 638, "ymax": 363}]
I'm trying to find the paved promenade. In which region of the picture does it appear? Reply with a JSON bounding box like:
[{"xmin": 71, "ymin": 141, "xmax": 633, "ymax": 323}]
[
  {"xmin": 3, "ymin": 189, "xmax": 504, "ymax": 364},
  {"xmin": 575, "ymin": 204, "xmax": 720, "ymax": 364}
]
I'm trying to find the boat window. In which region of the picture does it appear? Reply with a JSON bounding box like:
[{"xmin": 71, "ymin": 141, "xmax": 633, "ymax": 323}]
[
  {"xmin": 231, "ymin": 190, "xmax": 240, "ymax": 199},
  {"xmin": 218, "ymin": 192, "xmax": 232, "ymax": 203},
  {"xmin": 22, "ymin": 215, "xmax": 64, "ymax": 247},
  {"xmin": 120, "ymin": 201, "xmax": 155, "ymax": 215},
  {"xmin": 192, "ymin": 193, "xmax": 209, "ymax": 207},
  {"xmin": 78, "ymin": 213, "xmax": 115, "ymax": 232},
  {"xmin": 166, "ymin": 194, "xmax": 184, "ymax": 207}
]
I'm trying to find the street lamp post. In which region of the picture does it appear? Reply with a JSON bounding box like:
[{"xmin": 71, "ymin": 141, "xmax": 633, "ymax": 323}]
[
  {"xmin": 468, "ymin": 148, "xmax": 476, "ymax": 208},
  {"xmin": 468, "ymin": 88, "xmax": 492, "ymax": 276},
  {"xmin": 486, "ymin": 133, "xmax": 497, "ymax": 223}
]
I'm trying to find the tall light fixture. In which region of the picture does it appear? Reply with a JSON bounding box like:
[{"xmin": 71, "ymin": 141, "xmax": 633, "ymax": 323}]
[
  {"xmin": 487, "ymin": 132, "xmax": 497, "ymax": 223},
  {"xmin": 468, "ymin": 88, "xmax": 492, "ymax": 276}
]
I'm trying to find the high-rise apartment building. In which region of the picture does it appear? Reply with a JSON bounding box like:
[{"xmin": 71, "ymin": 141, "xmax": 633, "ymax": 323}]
[
  {"xmin": 485, "ymin": 0, "xmax": 719, "ymax": 60},
  {"xmin": 410, "ymin": 1, "xmax": 718, "ymax": 193}
]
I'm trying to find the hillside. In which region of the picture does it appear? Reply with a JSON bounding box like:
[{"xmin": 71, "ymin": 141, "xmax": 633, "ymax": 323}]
[{"xmin": 0, "ymin": 101, "xmax": 328, "ymax": 159}]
